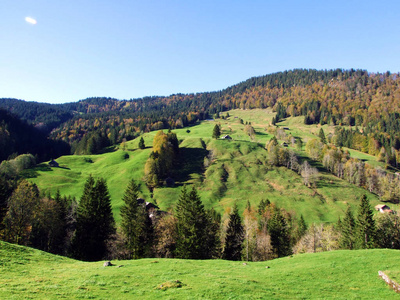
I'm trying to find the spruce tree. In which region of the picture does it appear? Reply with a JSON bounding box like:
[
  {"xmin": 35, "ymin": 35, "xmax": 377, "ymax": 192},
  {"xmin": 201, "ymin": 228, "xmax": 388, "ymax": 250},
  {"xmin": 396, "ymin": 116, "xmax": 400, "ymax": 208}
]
[
  {"xmin": 120, "ymin": 180, "xmax": 151, "ymax": 259},
  {"xmin": 138, "ymin": 137, "xmax": 145, "ymax": 149},
  {"xmin": 175, "ymin": 186, "xmax": 210, "ymax": 259},
  {"xmin": 293, "ymin": 214, "xmax": 307, "ymax": 243},
  {"xmin": 318, "ymin": 128, "xmax": 327, "ymax": 144},
  {"xmin": 340, "ymin": 206, "xmax": 355, "ymax": 249},
  {"xmin": 71, "ymin": 176, "xmax": 115, "ymax": 261},
  {"xmin": 212, "ymin": 124, "xmax": 221, "ymax": 139},
  {"xmin": 268, "ymin": 207, "xmax": 291, "ymax": 257},
  {"xmin": 204, "ymin": 208, "xmax": 222, "ymax": 258},
  {"xmin": 223, "ymin": 204, "xmax": 244, "ymax": 261},
  {"xmin": 356, "ymin": 195, "xmax": 376, "ymax": 249}
]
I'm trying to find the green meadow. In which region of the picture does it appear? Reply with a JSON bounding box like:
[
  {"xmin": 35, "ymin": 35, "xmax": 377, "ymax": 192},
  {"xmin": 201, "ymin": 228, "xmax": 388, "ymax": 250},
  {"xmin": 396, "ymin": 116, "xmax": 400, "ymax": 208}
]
[
  {"xmin": 26, "ymin": 109, "xmax": 384, "ymax": 224},
  {"xmin": 1, "ymin": 241, "xmax": 398, "ymax": 299}
]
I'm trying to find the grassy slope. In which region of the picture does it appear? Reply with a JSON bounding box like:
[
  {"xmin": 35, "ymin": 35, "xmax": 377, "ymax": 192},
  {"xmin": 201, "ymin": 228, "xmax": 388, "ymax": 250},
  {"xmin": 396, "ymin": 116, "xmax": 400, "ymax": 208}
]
[
  {"xmin": 1, "ymin": 241, "xmax": 399, "ymax": 299},
  {"xmin": 27, "ymin": 109, "xmax": 385, "ymax": 224}
]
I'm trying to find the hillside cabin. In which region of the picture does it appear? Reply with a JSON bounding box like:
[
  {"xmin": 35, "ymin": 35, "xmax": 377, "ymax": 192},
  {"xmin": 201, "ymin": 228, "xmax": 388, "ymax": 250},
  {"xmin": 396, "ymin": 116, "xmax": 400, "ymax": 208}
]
[
  {"xmin": 375, "ymin": 204, "xmax": 393, "ymax": 214},
  {"xmin": 222, "ymin": 135, "xmax": 232, "ymax": 140},
  {"xmin": 49, "ymin": 159, "xmax": 59, "ymax": 167},
  {"xmin": 283, "ymin": 127, "xmax": 290, "ymax": 130},
  {"xmin": 281, "ymin": 142, "xmax": 289, "ymax": 147},
  {"xmin": 137, "ymin": 198, "xmax": 164, "ymax": 220}
]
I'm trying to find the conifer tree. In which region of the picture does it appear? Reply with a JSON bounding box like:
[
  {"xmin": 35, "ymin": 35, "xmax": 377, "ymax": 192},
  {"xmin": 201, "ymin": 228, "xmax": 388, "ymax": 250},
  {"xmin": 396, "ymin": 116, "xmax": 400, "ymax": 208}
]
[
  {"xmin": 340, "ymin": 206, "xmax": 356, "ymax": 249},
  {"xmin": 356, "ymin": 195, "xmax": 376, "ymax": 249},
  {"xmin": 223, "ymin": 204, "xmax": 244, "ymax": 261},
  {"xmin": 120, "ymin": 180, "xmax": 151, "ymax": 259},
  {"xmin": 138, "ymin": 137, "xmax": 145, "ymax": 149},
  {"xmin": 71, "ymin": 176, "xmax": 115, "ymax": 261},
  {"xmin": 212, "ymin": 124, "xmax": 221, "ymax": 139},
  {"xmin": 293, "ymin": 214, "xmax": 307, "ymax": 243},
  {"xmin": 318, "ymin": 128, "xmax": 327, "ymax": 144},
  {"xmin": 268, "ymin": 207, "xmax": 291, "ymax": 257},
  {"xmin": 204, "ymin": 208, "xmax": 222, "ymax": 258},
  {"xmin": 257, "ymin": 199, "xmax": 271, "ymax": 216},
  {"xmin": 175, "ymin": 186, "xmax": 211, "ymax": 259}
]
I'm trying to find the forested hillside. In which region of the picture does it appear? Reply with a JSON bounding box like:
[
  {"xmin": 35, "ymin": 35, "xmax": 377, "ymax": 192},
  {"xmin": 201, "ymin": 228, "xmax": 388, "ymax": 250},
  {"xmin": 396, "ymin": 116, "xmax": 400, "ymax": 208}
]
[
  {"xmin": 0, "ymin": 98, "xmax": 73, "ymax": 133},
  {"xmin": 1, "ymin": 69, "xmax": 400, "ymax": 164},
  {"xmin": 0, "ymin": 108, "xmax": 70, "ymax": 162}
]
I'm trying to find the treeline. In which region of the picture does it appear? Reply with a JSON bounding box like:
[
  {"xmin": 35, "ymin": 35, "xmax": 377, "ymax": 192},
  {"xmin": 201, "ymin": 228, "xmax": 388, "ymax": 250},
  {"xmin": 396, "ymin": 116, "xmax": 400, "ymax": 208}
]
[
  {"xmin": 51, "ymin": 69, "xmax": 400, "ymax": 160},
  {"xmin": 2, "ymin": 176, "xmax": 398, "ymax": 262},
  {"xmin": 222, "ymin": 70, "xmax": 400, "ymax": 165},
  {"xmin": 0, "ymin": 176, "xmax": 301, "ymax": 261},
  {"xmin": 3, "ymin": 69, "xmax": 400, "ymax": 160}
]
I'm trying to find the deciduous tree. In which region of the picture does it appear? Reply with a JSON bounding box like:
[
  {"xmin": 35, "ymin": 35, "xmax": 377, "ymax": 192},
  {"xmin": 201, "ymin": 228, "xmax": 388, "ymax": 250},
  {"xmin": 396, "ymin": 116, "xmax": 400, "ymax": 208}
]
[{"xmin": 2, "ymin": 180, "xmax": 39, "ymax": 245}]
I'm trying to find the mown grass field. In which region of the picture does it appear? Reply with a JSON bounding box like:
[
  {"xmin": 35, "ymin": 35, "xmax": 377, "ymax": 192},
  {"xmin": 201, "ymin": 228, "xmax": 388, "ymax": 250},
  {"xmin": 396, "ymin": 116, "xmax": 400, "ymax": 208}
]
[
  {"xmin": 27, "ymin": 109, "xmax": 386, "ymax": 224},
  {"xmin": 1, "ymin": 241, "xmax": 399, "ymax": 299}
]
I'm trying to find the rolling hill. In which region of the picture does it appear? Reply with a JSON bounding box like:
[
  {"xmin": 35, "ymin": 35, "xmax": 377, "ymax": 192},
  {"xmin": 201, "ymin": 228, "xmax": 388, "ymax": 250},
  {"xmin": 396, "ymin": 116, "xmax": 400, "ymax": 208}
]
[{"xmin": 0, "ymin": 240, "xmax": 398, "ymax": 299}]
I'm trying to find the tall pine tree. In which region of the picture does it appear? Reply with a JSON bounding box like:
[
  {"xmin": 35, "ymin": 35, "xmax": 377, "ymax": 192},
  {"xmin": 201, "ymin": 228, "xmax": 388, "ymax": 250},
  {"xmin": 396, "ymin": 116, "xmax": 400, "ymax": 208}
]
[
  {"xmin": 175, "ymin": 186, "xmax": 212, "ymax": 259},
  {"xmin": 356, "ymin": 195, "xmax": 376, "ymax": 249},
  {"xmin": 223, "ymin": 204, "xmax": 244, "ymax": 261},
  {"xmin": 212, "ymin": 124, "xmax": 221, "ymax": 139},
  {"xmin": 318, "ymin": 128, "xmax": 327, "ymax": 144},
  {"xmin": 268, "ymin": 207, "xmax": 292, "ymax": 258},
  {"xmin": 138, "ymin": 137, "xmax": 145, "ymax": 149},
  {"xmin": 340, "ymin": 206, "xmax": 356, "ymax": 249},
  {"xmin": 120, "ymin": 180, "xmax": 152, "ymax": 259},
  {"xmin": 71, "ymin": 176, "xmax": 115, "ymax": 261}
]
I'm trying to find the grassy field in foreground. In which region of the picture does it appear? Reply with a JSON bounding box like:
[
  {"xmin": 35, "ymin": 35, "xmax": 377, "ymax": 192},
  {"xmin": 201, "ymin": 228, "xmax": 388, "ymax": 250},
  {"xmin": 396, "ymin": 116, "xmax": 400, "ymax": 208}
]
[
  {"xmin": 26, "ymin": 109, "xmax": 385, "ymax": 224},
  {"xmin": 1, "ymin": 241, "xmax": 399, "ymax": 299}
]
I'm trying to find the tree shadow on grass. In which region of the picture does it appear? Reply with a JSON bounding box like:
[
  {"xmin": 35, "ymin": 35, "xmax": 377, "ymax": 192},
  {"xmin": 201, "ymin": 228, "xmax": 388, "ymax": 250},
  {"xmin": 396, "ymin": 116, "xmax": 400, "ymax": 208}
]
[
  {"xmin": 21, "ymin": 163, "xmax": 52, "ymax": 178},
  {"xmin": 100, "ymin": 146, "xmax": 117, "ymax": 154},
  {"xmin": 172, "ymin": 147, "xmax": 208, "ymax": 185},
  {"xmin": 316, "ymin": 177, "xmax": 343, "ymax": 189}
]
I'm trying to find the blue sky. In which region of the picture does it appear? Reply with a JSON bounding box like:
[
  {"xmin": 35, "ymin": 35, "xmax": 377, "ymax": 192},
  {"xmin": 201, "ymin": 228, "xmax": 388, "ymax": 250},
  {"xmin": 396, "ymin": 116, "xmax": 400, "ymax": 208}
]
[{"xmin": 1, "ymin": 1, "xmax": 399, "ymax": 104}]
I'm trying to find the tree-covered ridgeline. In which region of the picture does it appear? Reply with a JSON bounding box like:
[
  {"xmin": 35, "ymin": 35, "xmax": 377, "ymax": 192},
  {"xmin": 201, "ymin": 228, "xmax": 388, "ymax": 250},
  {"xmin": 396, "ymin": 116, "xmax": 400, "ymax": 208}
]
[{"xmin": 3, "ymin": 69, "xmax": 400, "ymax": 159}]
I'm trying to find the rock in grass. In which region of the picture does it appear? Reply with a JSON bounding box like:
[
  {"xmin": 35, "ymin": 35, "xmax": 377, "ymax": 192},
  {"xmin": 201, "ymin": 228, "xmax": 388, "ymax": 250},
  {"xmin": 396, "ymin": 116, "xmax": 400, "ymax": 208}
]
[{"xmin": 103, "ymin": 261, "xmax": 113, "ymax": 267}]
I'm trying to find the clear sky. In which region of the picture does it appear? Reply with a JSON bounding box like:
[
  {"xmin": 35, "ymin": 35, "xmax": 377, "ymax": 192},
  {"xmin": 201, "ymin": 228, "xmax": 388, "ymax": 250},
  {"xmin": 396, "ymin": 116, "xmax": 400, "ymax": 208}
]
[{"xmin": 1, "ymin": 1, "xmax": 399, "ymax": 104}]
